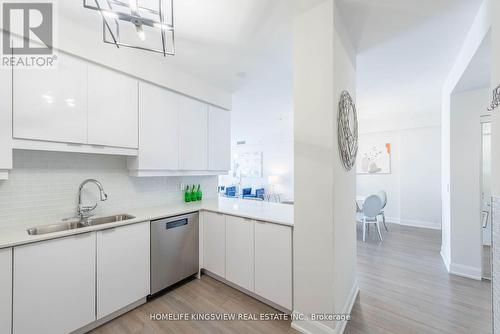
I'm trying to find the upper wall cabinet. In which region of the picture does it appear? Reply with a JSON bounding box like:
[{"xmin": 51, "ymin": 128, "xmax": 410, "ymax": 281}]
[
  {"xmin": 9, "ymin": 49, "xmax": 229, "ymax": 175},
  {"xmin": 0, "ymin": 60, "xmax": 12, "ymax": 180},
  {"xmin": 208, "ymin": 106, "xmax": 231, "ymax": 171},
  {"xmin": 13, "ymin": 53, "xmax": 88, "ymax": 144},
  {"xmin": 179, "ymin": 97, "xmax": 209, "ymax": 171},
  {"xmin": 12, "ymin": 52, "xmax": 139, "ymax": 155},
  {"xmin": 128, "ymin": 82, "xmax": 179, "ymax": 173},
  {"xmin": 128, "ymin": 86, "xmax": 231, "ymax": 176},
  {"xmin": 88, "ymin": 65, "xmax": 139, "ymax": 149}
]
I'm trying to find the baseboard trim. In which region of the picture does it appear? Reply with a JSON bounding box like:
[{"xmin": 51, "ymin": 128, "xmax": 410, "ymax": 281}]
[
  {"xmin": 440, "ymin": 249, "xmax": 451, "ymax": 272},
  {"xmin": 291, "ymin": 313, "xmax": 337, "ymax": 334},
  {"xmin": 449, "ymin": 262, "xmax": 482, "ymax": 280},
  {"xmin": 202, "ymin": 270, "xmax": 292, "ymax": 314},
  {"xmin": 291, "ymin": 281, "xmax": 359, "ymax": 334},
  {"xmin": 336, "ymin": 281, "xmax": 359, "ymax": 334},
  {"xmin": 386, "ymin": 217, "xmax": 441, "ymax": 230},
  {"xmin": 72, "ymin": 297, "xmax": 147, "ymax": 334}
]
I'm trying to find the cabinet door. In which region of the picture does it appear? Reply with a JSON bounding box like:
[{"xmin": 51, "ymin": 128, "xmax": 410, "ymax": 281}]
[
  {"xmin": 208, "ymin": 106, "xmax": 231, "ymax": 171},
  {"xmin": 88, "ymin": 65, "xmax": 139, "ymax": 148},
  {"xmin": 0, "ymin": 248, "xmax": 12, "ymax": 334},
  {"xmin": 97, "ymin": 222, "xmax": 150, "ymax": 319},
  {"xmin": 179, "ymin": 97, "xmax": 208, "ymax": 170},
  {"xmin": 0, "ymin": 62, "xmax": 12, "ymax": 175},
  {"xmin": 13, "ymin": 52, "xmax": 88, "ymax": 144},
  {"xmin": 203, "ymin": 212, "xmax": 226, "ymax": 277},
  {"xmin": 226, "ymin": 216, "xmax": 254, "ymax": 291},
  {"xmin": 255, "ymin": 222, "xmax": 292, "ymax": 310},
  {"xmin": 13, "ymin": 233, "xmax": 96, "ymax": 334},
  {"xmin": 131, "ymin": 82, "xmax": 179, "ymax": 170}
]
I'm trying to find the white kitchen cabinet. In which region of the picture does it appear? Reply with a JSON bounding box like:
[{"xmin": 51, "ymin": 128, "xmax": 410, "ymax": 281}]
[
  {"xmin": 225, "ymin": 216, "xmax": 254, "ymax": 291},
  {"xmin": 88, "ymin": 65, "xmax": 139, "ymax": 148},
  {"xmin": 179, "ymin": 96, "xmax": 208, "ymax": 170},
  {"xmin": 13, "ymin": 52, "xmax": 88, "ymax": 144},
  {"xmin": 203, "ymin": 211, "xmax": 226, "ymax": 277},
  {"xmin": 0, "ymin": 248, "xmax": 12, "ymax": 334},
  {"xmin": 96, "ymin": 222, "xmax": 150, "ymax": 319},
  {"xmin": 255, "ymin": 222, "xmax": 293, "ymax": 310},
  {"xmin": 0, "ymin": 59, "xmax": 12, "ymax": 179},
  {"xmin": 208, "ymin": 106, "xmax": 231, "ymax": 171},
  {"xmin": 13, "ymin": 233, "xmax": 96, "ymax": 334},
  {"xmin": 128, "ymin": 82, "xmax": 179, "ymax": 172}
]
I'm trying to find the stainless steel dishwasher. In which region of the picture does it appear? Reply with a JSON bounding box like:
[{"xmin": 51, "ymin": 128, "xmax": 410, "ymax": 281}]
[{"xmin": 150, "ymin": 212, "xmax": 199, "ymax": 295}]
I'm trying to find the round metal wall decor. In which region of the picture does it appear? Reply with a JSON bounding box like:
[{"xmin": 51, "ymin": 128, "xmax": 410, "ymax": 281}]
[{"xmin": 338, "ymin": 91, "xmax": 358, "ymax": 171}]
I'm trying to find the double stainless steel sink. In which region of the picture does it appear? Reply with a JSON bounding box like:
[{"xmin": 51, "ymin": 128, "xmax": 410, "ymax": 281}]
[{"xmin": 27, "ymin": 214, "xmax": 136, "ymax": 236}]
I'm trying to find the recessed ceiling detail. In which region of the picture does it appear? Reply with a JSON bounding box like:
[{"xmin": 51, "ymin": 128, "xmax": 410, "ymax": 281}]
[{"xmin": 84, "ymin": 0, "xmax": 175, "ymax": 57}]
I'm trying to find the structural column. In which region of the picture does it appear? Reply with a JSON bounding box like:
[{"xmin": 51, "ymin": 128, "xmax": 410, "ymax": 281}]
[
  {"xmin": 490, "ymin": 0, "xmax": 500, "ymax": 331},
  {"xmin": 293, "ymin": 1, "xmax": 358, "ymax": 333}
]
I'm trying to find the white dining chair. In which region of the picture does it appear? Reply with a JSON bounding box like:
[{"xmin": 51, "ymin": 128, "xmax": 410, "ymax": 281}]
[
  {"xmin": 356, "ymin": 200, "xmax": 362, "ymax": 213},
  {"xmin": 360, "ymin": 194, "xmax": 384, "ymax": 242},
  {"xmin": 377, "ymin": 191, "xmax": 388, "ymax": 231}
]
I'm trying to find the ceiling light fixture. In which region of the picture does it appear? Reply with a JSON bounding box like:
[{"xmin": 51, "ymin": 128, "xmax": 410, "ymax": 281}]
[{"xmin": 84, "ymin": 0, "xmax": 175, "ymax": 57}]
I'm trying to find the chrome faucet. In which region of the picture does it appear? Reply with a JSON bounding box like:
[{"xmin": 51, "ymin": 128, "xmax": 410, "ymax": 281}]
[{"xmin": 77, "ymin": 179, "xmax": 108, "ymax": 220}]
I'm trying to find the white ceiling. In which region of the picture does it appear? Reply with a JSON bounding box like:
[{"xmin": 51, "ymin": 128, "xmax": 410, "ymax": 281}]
[
  {"xmin": 336, "ymin": 0, "xmax": 485, "ymax": 127},
  {"xmin": 60, "ymin": 0, "xmax": 293, "ymax": 93},
  {"xmin": 59, "ymin": 0, "xmax": 486, "ymax": 125}
]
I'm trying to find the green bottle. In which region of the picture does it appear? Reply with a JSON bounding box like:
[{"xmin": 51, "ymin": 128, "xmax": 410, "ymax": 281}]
[
  {"xmin": 196, "ymin": 184, "xmax": 202, "ymax": 201},
  {"xmin": 184, "ymin": 185, "xmax": 191, "ymax": 202},
  {"xmin": 190, "ymin": 184, "xmax": 197, "ymax": 202}
]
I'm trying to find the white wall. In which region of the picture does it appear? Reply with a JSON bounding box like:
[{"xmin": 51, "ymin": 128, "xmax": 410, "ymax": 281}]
[
  {"xmin": 293, "ymin": 1, "xmax": 357, "ymax": 333},
  {"xmin": 0, "ymin": 150, "xmax": 217, "ymax": 229},
  {"xmin": 441, "ymin": 0, "xmax": 491, "ymax": 274},
  {"xmin": 490, "ymin": 1, "xmax": 500, "ymax": 331},
  {"xmin": 332, "ymin": 6, "xmax": 358, "ymax": 328},
  {"xmin": 357, "ymin": 131, "xmax": 401, "ymax": 222},
  {"xmin": 220, "ymin": 62, "xmax": 294, "ymax": 200},
  {"xmin": 222, "ymin": 140, "xmax": 294, "ymax": 201},
  {"xmin": 448, "ymin": 88, "xmax": 489, "ymax": 280},
  {"xmin": 491, "ymin": 0, "xmax": 500, "ymax": 197},
  {"xmin": 400, "ymin": 128, "xmax": 442, "ymax": 228},
  {"xmin": 357, "ymin": 127, "xmax": 442, "ymax": 229}
]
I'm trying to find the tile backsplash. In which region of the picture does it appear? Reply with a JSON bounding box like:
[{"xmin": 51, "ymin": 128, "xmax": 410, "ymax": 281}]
[{"xmin": 0, "ymin": 150, "xmax": 218, "ymax": 228}]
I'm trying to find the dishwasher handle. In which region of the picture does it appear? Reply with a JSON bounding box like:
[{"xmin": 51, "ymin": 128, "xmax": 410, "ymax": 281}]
[{"xmin": 166, "ymin": 218, "xmax": 188, "ymax": 230}]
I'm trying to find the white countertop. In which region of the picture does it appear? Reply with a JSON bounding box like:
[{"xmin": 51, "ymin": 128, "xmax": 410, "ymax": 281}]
[{"xmin": 0, "ymin": 197, "xmax": 293, "ymax": 249}]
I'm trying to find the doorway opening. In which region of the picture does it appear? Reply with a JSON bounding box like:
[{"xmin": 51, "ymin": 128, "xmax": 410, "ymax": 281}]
[{"xmin": 481, "ymin": 119, "xmax": 492, "ymax": 280}]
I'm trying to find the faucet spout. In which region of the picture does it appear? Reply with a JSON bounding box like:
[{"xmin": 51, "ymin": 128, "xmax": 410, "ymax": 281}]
[{"xmin": 77, "ymin": 179, "xmax": 108, "ymax": 220}]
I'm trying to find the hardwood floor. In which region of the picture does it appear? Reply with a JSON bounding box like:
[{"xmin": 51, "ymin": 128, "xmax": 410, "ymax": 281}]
[
  {"xmin": 90, "ymin": 275, "xmax": 298, "ymax": 334},
  {"xmin": 345, "ymin": 223, "xmax": 492, "ymax": 334},
  {"xmin": 91, "ymin": 223, "xmax": 492, "ymax": 334},
  {"xmin": 483, "ymin": 245, "xmax": 491, "ymax": 280}
]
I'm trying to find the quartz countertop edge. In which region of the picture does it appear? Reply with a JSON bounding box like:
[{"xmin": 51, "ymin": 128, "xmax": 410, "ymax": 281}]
[{"xmin": 0, "ymin": 198, "xmax": 293, "ymax": 249}]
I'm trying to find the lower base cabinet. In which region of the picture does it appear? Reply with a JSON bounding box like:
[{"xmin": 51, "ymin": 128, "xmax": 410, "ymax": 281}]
[
  {"xmin": 225, "ymin": 216, "xmax": 254, "ymax": 291},
  {"xmin": 203, "ymin": 213, "xmax": 293, "ymax": 311},
  {"xmin": 203, "ymin": 212, "xmax": 226, "ymax": 277},
  {"xmin": 13, "ymin": 233, "xmax": 96, "ymax": 334},
  {"xmin": 11, "ymin": 222, "xmax": 151, "ymax": 334},
  {"xmin": 254, "ymin": 222, "xmax": 293, "ymax": 310},
  {"xmin": 0, "ymin": 248, "xmax": 12, "ymax": 334},
  {"xmin": 97, "ymin": 222, "xmax": 150, "ymax": 319}
]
